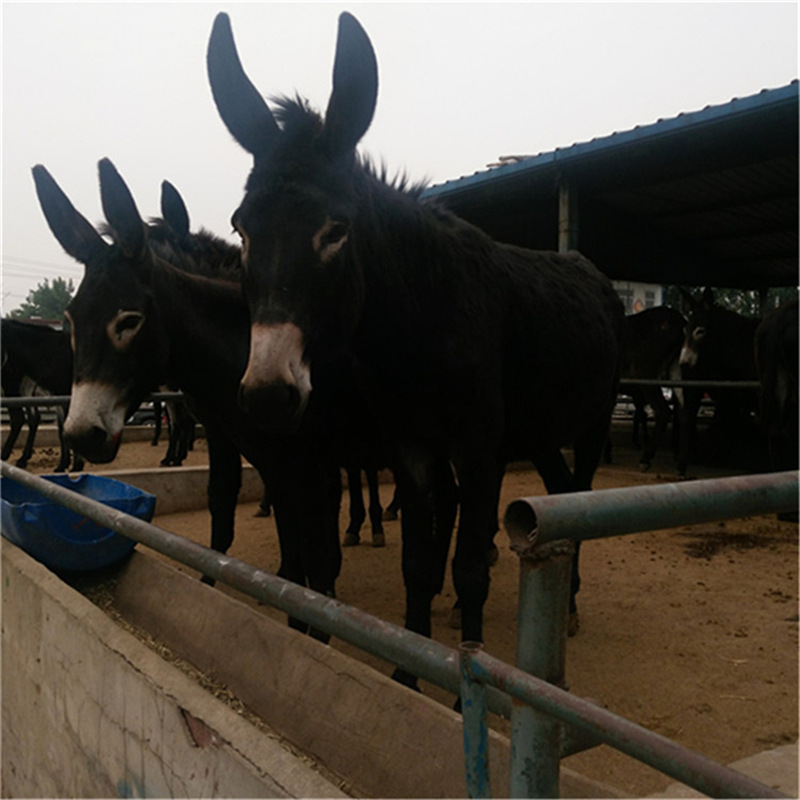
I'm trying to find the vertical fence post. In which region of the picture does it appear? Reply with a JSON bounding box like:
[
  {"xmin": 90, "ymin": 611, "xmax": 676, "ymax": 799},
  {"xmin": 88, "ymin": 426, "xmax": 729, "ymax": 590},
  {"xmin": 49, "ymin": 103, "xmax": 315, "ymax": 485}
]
[
  {"xmin": 460, "ymin": 642, "xmax": 492, "ymax": 798},
  {"xmin": 509, "ymin": 538, "xmax": 574, "ymax": 798}
]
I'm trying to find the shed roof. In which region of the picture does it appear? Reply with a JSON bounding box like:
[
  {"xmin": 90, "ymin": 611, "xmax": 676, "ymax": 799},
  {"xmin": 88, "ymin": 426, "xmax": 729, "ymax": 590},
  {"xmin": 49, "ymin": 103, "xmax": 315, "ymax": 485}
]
[{"xmin": 423, "ymin": 82, "xmax": 798, "ymax": 289}]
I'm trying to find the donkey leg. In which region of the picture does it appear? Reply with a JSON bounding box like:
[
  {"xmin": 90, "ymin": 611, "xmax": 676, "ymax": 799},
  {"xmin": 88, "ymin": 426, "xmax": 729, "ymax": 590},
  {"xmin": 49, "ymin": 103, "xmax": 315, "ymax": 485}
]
[
  {"xmin": 204, "ymin": 432, "xmax": 242, "ymax": 585},
  {"xmin": 533, "ymin": 447, "xmax": 580, "ymax": 632},
  {"xmin": 449, "ymin": 452, "xmax": 500, "ymax": 646},
  {"xmin": 303, "ymin": 461, "xmax": 343, "ymax": 642},
  {"xmin": 567, "ymin": 421, "xmax": 613, "ymax": 636},
  {"xmin": 2, "ymin": 407, "xmax": 24, "ymax": 461},
  {"xmin": 16, "ymin": 407, "xmax": 40, "ymax": 469},
  {"xmin": 151, "ymin": 399, "xmax": 163, "ymax": 446},
  {"xmin": 677, "ymin": 387, "xmax": 702, "ymax": 477},
  {"xmin": 390, "ymin": 453, "xmax": 440, "ymax": 691},
  {"xmin": 383, "ymin": 485, "xmax": 401, "ymax": 520},
  {"xmin": 365, "ymin": 467, "xmax": 385, "ymax": 547},
  {"xmin": 640, "ymin": 388, "xmax": 670, "ymax": 470},
  {"xmin": 54, "ymin": 408, "xmax": 71, "ymax": 472},
  {"xmin": 343, "ymin": 465, "xmax": 365, "ymax": 546}
]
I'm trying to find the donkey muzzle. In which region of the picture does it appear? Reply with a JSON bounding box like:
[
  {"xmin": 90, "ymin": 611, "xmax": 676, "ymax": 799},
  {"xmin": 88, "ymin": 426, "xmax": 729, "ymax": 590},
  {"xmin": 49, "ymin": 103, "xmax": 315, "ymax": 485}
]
[
  {"xmin": 239, "ymin": 322, "xmax": 311, "ymax": 430},
  {"xmin": 64, "ymin": 382, "xmax": 126, "ymax": 463}
]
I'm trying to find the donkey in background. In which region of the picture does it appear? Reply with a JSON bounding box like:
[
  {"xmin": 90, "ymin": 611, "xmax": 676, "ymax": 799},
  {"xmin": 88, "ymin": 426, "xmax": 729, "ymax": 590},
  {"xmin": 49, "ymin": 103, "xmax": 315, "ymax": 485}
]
[
  {"xmin": 207, "ymin": 11, "xmax": 625, "ymax": 682},
  {"xmin": 678, "ymin": 287, "xmax": 764, "ymax": 475},
  {"xmin": 1, "ymin": 318, "xmax": 84, "ymax": 472}
]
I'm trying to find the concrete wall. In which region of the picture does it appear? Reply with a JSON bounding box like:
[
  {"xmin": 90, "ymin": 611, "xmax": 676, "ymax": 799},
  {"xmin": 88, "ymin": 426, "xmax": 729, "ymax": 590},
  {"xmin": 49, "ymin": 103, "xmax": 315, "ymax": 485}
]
[{"xmin": 1, "ymin": 540, "xmax": 345, "ymax": 799}]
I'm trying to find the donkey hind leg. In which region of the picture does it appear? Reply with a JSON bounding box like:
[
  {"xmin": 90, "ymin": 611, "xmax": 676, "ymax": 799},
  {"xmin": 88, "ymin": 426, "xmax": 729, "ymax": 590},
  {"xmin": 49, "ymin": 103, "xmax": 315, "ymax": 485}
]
[
  {"xmin": 639, "ymin": 388, "xmax": 671, "ymax": 471},
  {"xmin": 16, "ymin": 406, "xmax": 41, "ymax": 469},
  {"xmin": 2, "ymin": 407, "xmax": 25, "ymax": 461},
  {"xmin": 531, "ymin": 446, "xmax": 582, "ymax": 634},
  {"xmin": 343, "ymin": 465, "xmax": 366, "ymax": 546},
  {"xmin": 450, "ymin": 451, "xmax": 501, "ymax": 646},
  {"xmin": 449, "ymin": 462, "xmax": 502, "ymax": 631},
  {"xmin": 566, "ymin": 421, "xmax": 615, "ymax": 635},
  {"xmin": 390, "ymin": 450, "xmax": 445, "ymax": 691},
  {"xmin": 365, "ymin": 467, "xmax": 386, "ymax": 547}
]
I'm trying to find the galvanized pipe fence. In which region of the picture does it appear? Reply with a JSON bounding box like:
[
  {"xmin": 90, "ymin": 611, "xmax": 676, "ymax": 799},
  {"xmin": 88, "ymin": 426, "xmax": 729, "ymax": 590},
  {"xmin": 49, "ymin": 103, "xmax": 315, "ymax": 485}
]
[
  {"xmin": 1, "ymin": 459, "xmax": 795, "ymax": 799},
  {"xmin": 0, "ymin": 380, "xmax": 761, "ymax": 412},
  {"xmin": 0, "ymin": 392, "xmax": 184, "ymax": 410}
]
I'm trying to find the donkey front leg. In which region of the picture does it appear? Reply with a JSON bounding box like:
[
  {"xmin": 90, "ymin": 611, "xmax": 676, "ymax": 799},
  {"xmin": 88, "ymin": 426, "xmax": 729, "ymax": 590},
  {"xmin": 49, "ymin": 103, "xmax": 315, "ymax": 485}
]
[
  {"xmin": 16, "ymin": 407, "xmax": 41, "ymax": 469},
  {"xmin": 204, "ymin": 431, "xmax": 242, "ymax": 584},
  {"xmin": 2, "ymin": 407, "xmax": 24, "ymax": 461}
]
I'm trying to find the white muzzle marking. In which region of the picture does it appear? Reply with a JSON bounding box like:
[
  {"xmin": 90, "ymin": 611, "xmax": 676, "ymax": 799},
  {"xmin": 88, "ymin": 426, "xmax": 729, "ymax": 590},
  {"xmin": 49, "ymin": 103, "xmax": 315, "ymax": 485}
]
[
  {"xmin": 241, "ymin": 322, "xmax": 311, "ymax": 401},
  {"xmin": 679, "ymin": 344, "xmax": 698, "ymax": 368},
  {"xmin": 64, "ymin": 381, "xmax": 128, "ymax": 443}
]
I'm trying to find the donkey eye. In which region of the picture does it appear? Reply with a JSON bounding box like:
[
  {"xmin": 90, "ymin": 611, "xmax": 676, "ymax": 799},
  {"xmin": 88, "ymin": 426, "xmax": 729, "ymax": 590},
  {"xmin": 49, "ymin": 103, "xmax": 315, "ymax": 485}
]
[
  {"xmin": 108, "ymin": 310, "xmax": 145, "ymax": 350},
  {"xmin": 321, "ymin": 221, "xmax": 348, "ymax": 246},
  {"xmin": 693, "ymin": 326, "xmax": 707, "ymax": 341}
]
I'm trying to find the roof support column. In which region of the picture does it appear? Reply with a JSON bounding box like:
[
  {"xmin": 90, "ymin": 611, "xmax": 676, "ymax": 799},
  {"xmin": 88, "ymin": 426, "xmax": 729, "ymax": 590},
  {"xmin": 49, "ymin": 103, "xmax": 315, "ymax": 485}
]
[{"xmin": 558, "ymin": 176, "xmax": 579, "ymax": 253}]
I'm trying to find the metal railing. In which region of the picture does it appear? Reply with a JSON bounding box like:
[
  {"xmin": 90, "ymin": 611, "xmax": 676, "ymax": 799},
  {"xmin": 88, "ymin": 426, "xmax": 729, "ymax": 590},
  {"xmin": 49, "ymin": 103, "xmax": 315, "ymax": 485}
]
[
  {"xmin": 0, "ymin": 459, "xmax": 795, "ymax": 798},
  {"xmin": 0, "ymin": 392, "xmax": 184, "ymax": 410}
]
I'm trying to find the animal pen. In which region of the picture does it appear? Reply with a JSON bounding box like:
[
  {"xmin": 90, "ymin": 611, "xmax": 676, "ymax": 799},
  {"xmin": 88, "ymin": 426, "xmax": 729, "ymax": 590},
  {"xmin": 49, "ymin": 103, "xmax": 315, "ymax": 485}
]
[{"xmin": 1, "ymin": 440, "xmax": 795, "ymax": 797}]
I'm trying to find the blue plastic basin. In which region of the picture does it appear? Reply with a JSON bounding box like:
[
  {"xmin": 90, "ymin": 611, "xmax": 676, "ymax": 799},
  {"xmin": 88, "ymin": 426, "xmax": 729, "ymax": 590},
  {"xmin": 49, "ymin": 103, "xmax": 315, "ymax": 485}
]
[{"xmin": 1, "ymin": 474, "xmax": 156, "ymax": 572}]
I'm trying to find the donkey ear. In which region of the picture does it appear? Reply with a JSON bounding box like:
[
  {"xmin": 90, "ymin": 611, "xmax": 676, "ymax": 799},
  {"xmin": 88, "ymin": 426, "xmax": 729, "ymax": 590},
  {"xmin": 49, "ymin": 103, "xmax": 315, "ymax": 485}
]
[
  {"xmin": 32, "ymin": 164, "xmax": 109, "ymax": 266},
  {"xmin": 98, "ymin": 158, "xmax": 146, "ymax": 259},
  {"xmin": 207, "ymin": 13, "xmax": 280, "ymax": 158},
  {"xmin": 701, "ymin": 286, "xmax": 715, "ymax": 309},
  {"xmin": 322, "ymin": 13, "xmax": 378, "ymax": 157},
  {"xmin": 161, "ymin": 181, "xmax": 190, "ymax": 240}
]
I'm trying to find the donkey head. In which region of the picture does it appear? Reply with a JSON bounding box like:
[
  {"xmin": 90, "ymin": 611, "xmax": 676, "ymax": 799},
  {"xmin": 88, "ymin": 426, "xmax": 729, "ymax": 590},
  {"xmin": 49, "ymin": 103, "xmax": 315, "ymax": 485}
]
[
  {"xmin": 207, "ymin": 11, "xmax": 378, "ymax": 430},
  {"xmin": 679, "ymin": 286, "xmax": 717, "ymax": 370},
  {"xmin": 32, "ymin": 159, "xmax": 166, "ymax": 462}
]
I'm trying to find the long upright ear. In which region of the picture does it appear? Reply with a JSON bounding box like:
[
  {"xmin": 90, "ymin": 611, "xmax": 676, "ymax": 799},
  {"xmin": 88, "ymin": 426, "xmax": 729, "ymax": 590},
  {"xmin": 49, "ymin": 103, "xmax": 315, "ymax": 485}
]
[
  {"xmin": 32, "ymin": 165, "xmax": 109, "ymax": 266},
  {"xmin": 98, "ymin": 158, "xmax": 146, "ymax": 259},
  {"xmin": 161, "ymin": 181, "xmax": 190, "ymax": 240},
  {"xmin": 701, "ymin": 286, "xmax": 715, "ymax": 309},
  {"xmin": 207, "ymin": 13, "xmax": 280, "ymax": 158},
  {"xmin": 323, "ymin": 13, "xmax": 378, "ymax": 157}
]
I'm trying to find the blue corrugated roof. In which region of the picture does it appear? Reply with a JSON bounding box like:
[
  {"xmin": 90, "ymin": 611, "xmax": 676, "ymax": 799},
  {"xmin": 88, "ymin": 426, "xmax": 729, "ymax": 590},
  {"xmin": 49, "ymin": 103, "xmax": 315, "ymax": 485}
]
[{"xmin": 424, "ymin": 81, "xmax": 798, "ymax": 198}]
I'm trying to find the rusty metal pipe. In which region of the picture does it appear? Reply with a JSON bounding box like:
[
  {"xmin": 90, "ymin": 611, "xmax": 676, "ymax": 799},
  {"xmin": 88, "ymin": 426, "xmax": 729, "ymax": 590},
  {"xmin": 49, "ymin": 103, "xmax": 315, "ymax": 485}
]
[{"xmin": 505, "ymin": 471, "xmax": 798, "ymax": 552}]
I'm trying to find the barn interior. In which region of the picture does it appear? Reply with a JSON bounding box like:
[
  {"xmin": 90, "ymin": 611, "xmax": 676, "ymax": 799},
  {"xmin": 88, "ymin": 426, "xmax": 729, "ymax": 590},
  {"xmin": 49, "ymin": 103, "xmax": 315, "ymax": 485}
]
[{"xmin": 423, "ymin": 81, "xmax": 798, "ymax": 292}]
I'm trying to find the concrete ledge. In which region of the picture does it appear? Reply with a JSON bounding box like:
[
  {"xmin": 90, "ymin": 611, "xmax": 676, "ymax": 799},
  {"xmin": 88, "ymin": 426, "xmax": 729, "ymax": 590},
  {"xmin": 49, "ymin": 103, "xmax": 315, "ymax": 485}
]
[
  {"xmin": 1, "ymin": 539, "xmax": 346, "ymax": 798},
  {"xmin": 112, "ymin": 550, "xmax": 623, "ymax": 799},
  {"xmin": 97, "ymin": 464, "xmax": 265, "ymax": 515},
  {"xmin": 1, "ymin": 424, "xmax": 166, "ymax": 449},
  {"xmin": 651, "ymin": 743, "xmax": 798, "ymax": 798}
]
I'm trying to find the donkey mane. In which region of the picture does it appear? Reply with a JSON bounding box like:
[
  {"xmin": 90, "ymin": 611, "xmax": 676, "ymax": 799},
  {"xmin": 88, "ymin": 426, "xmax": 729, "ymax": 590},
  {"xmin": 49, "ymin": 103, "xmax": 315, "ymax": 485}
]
[
  {"xmin": 148, "ymin": 218, "xmax": 243, "ymax": 279},
  {"xmin": 269, "ymin": 94, "xmax": 427, "ymax": 198},
  {"xmin": 99, "ymin": 219, "xmax": 242, "ymax": 281}
]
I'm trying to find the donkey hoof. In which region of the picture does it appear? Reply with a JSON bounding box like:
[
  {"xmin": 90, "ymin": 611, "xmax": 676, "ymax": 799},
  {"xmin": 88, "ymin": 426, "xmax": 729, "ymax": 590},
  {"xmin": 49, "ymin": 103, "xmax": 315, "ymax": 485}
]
[
  {"xmin": 382, "ymin": 508, "xmax": 399, "ymax": 521},
  {"xmin": 487, "ymin": 544, "xmax": 499, "ymax": 568},
  {"xmin": 371, "ymin": 533, "xmax": 386, "ymax": 548},
  {"xmin": 254, "ymin": 506, "xmax": 272, "ymax": 518},
  {"xmin": 449, "ymin": 606, "xmax": 462, "ymax": 630},
  {"xmin": 343, "ymin": 533, "xmax": 360, "ymax": 547},
  {"xmin": 567, "ymin": 611, "xmax": 580, "ymax": 637}
]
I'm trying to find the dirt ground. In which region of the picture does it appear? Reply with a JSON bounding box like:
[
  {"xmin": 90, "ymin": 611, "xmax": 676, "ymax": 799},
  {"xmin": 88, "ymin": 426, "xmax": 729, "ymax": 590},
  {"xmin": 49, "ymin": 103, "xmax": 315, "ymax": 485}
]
[{"xmin": 12, "ymin": 430, "xmax": 799, "ymax": 797}]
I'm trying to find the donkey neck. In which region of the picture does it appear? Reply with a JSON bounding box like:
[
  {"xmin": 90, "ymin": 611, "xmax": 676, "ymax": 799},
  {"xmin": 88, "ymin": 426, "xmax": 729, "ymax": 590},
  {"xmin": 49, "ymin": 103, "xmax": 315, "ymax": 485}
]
[{"xmin": 150, "ymin": 263, "xmax": 249, "ymax": 398}]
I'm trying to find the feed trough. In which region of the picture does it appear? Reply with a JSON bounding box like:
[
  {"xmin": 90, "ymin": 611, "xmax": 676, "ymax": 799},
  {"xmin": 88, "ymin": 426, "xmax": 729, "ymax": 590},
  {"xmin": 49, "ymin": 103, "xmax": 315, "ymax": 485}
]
[{"xmin": 1, "ymin": 473, "xmax": 155, "ymax": 572}]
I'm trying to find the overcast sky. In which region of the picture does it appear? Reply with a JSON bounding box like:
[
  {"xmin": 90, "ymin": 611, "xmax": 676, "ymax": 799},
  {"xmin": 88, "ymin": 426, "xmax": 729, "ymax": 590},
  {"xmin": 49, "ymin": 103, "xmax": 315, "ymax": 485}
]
[{"xmin": 2, "ymin": 2, "xmax": 797, "ymax": 314}]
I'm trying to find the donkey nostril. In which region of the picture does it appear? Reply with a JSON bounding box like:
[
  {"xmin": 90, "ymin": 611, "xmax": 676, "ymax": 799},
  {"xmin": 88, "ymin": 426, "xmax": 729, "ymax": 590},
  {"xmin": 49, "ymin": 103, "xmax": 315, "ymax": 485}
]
[{"xmin": 239, "ymin": 381, "xmax": 303, "ymax": 428}]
